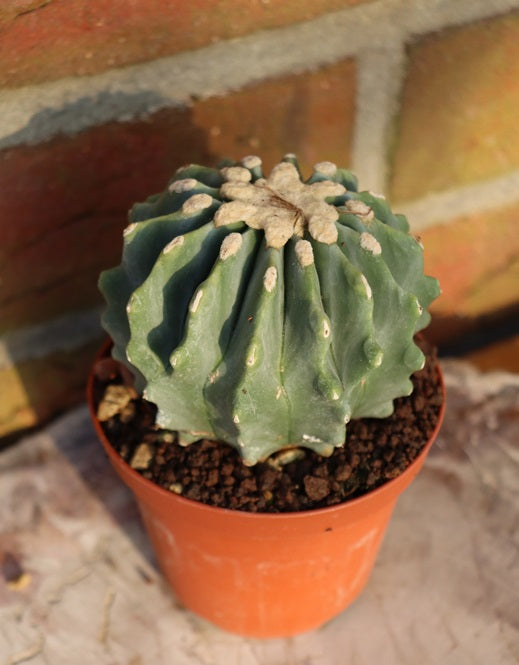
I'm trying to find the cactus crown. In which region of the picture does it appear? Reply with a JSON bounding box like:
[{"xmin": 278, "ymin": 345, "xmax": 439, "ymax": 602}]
[{"xmin": 99, "ymin": 155, "xmax": 440, "ymax": 465}]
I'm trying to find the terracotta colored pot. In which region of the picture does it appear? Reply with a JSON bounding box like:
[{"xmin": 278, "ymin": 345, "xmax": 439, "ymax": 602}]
[{"xmin": 87, "ymin": 341, "xmax": 445, "ymax": 638}]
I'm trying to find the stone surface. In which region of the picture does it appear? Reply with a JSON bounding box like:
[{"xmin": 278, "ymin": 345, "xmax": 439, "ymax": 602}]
[
  {"xmin": 391, "ymin": 10, "xmax": 519, "ymax": 202},
  {"xmin": 1, "ymin": 360, "xmax": 518, "ymax": 663},
  {"xmin": 0, "ymin": 0, "xmax": 370, "ymax": 88}
]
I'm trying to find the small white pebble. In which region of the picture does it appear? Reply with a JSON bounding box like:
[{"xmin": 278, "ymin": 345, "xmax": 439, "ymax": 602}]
[
  {"xmin": 360, "ymin": 232, "xmax": 382, "ymax": 255},
  {"xmin": 233, "ymin": 414, "xmax": 240, "ymax": 424},
  {"xmin": 332, "ymin": 391, "xmax": 339, "ymax": 400},
  {"xmin": 168, "ymin": 178, "xmax": 198, "ymax": 193},
  {"xmin": 97, "ymin": 385, "xmax": 133, "ymax": 421},
  {"xmin": 182, "ymin": 193, "xmax": 213, "ymax": 214},
  {"xmin": 163, "ymin": 235, "xmax": 185, "ymax": 253},
  {"xmin": 269, "ymin": 448, "xmax": 305, "ymax": 469},
  {"xmin": 130, "ymin": 443, "xmax": 154, "ymax": 470},
  {"xmin": 263, "ymin": 266, "xmax": 278, "ymax": 292}
]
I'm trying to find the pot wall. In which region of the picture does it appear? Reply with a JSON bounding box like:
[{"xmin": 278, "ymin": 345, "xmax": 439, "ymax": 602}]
[
  {"xmin": 88, "ymin": 340, "xmax": 445, "ymax": 637},
  {"xmin": 135, "ymin": 484, "xmax": 395, "ymax": 637}
]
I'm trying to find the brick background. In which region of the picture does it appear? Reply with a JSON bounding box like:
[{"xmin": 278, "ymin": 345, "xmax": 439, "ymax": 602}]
[
  {"xmin": 192, "ymin": 59, "xmax": 356, "ymax": 178},
  {"xmin": 0, "ymin": 340, "xmax": 102, "ymax": 438},
  {"xmin": 391, "ymin": 11, "xmax": 519, "ymax": 202},
  {"xmin": 0, "ymin": 108, "xmax": 209, "ymax": 332},
  {"xmin": 0, "ymin": 0, "xmax": 369, "ymax": 88},
  {"xmin": 422, "ymin": 202, "xmax": 519, "ymax": 320},
  {"xmin": 1, "ymin": 0, "xmax": 519, "ymax": 440}
]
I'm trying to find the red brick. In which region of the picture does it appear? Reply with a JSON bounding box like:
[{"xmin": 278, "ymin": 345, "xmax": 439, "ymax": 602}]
[
  {"xmin": 0, "ymin": 0, "xmax": 371, "ymax": 88},
  {"xmin": 391, "ymin": 11, "xmax": 519, "ymax": 202},
  {"xmin": 192, "ymin": 59, "xmax": 356, "ymax": 178},
  {"xmin": 0, "ymin": 107, "xmax": 214, "ymax": 332},
  {"xmin": 0, "ymin": 0, "xmax": 51, "ymax": 23},
  {"xmin": 421, "ymin": 202, "xmax": 519, "ymax": 327},
  {"xmin": 0, "ymin": 338, "xmax": 102, "ymax": 438},
  {"xmin": 0, "ymin": 61, "xmax": 355, "ymax": 332}
]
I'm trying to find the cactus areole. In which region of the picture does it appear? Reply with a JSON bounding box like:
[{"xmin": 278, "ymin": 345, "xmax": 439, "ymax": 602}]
[{"xmin": 99, "ymin": 156, "xmax": 440, "ymax": 465}]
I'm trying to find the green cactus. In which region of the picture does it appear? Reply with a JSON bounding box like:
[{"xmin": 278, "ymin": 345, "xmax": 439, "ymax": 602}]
[{"xmin": 99, "ymin": 155, "xmax": 440, "ymax": 465}]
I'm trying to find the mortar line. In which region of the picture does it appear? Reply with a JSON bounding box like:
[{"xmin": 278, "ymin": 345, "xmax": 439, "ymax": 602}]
[
  {"xmin": 397, "ymin": 169, "xmax": 519, "ymax": 231},
  {"xmin": 351, "ymin": 44, "xmax": 407, "ymax": 193},
  {"xmin": 0, "ymin": 306, "xmax": 103, "ymax": 371},
  {"xmin": 1, "ymin": 0, "xmax": 518, "ymax": 148}
]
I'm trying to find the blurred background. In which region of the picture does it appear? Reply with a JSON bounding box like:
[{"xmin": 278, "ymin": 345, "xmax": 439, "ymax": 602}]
[{"xmin": 1, "ymin": 0, "xmax": 518, "ymax": 442}]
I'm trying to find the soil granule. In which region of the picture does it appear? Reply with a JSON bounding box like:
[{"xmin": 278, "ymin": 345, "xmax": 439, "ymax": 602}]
[{"xmin": 93, "ymin": 339, "xmax": 443, "ymax": 513}]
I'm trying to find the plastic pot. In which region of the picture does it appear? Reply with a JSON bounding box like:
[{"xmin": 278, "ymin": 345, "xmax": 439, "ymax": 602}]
[{"xmin": 87, "ymin": 341, "xmax": 445, "ymax": 638}]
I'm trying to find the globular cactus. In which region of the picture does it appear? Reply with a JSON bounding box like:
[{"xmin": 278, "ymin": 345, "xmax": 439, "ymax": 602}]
[{"xmin": 99, "ymin": 155, "xmax": 440, "ymax": 465}]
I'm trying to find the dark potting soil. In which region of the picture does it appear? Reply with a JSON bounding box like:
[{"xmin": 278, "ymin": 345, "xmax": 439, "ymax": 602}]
[{"xmin": 93, "ymin": 339, "xmax": 443, "ymax": 513}]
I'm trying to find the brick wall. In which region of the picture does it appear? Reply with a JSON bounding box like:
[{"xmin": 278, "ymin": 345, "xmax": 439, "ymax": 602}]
[{"xmin": 1, "ymin": 0, "xmax": 519, "ymax": 438}]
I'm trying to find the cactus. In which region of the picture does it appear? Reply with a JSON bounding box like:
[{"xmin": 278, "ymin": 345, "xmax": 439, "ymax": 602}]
[{"xmin": 99, "ymin": 155, "xmax": 440, "ymax": 465}]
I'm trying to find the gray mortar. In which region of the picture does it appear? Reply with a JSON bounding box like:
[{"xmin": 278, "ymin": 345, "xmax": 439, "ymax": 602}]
[
  {"xmin": 0, "ymin": 91, "xmax": 171, "ymax": 150},
  {"xmin": 399, "ymin": 170, "xmax": 519, "ymax": 230},
  {"xmin": 1, "ymin": 0, "xmax": 519, "ymax": 150},
  {"xmin": 0, "ymin": 307, "xmax": 103, "ymax": 370},
  {"xmin": 351, "ymin": 45, "xmax": 407, "ymax": 194}
]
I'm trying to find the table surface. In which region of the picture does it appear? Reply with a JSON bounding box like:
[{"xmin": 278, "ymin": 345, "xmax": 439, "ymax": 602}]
[{"xmin": 1, "ymin": 359, "xmax": 518, "ymax": 665}]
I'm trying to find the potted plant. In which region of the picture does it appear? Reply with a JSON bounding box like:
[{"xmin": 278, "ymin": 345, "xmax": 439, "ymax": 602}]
[{"xmin": 87, "ymin": 155, "xmax": 445, "ymax": 638}]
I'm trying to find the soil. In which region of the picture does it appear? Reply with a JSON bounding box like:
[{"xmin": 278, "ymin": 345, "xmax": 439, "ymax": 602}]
[{"xmin": 93, "ymin": 339, "xmax": 443, "ymax": 513}]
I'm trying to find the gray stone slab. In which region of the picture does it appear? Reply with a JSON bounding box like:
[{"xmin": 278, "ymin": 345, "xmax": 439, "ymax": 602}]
[{"xmin": 1, "ymin": 359, "xmax": 518, "ymax": 664}]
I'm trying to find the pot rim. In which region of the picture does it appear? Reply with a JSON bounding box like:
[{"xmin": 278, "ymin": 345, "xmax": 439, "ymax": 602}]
[{"xmin": 87, "ymin": 337, "xmax": 446, "ymax": 523}]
